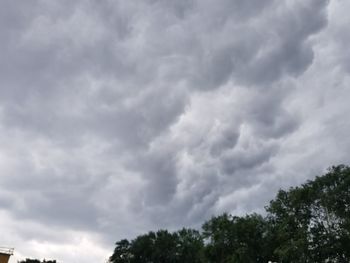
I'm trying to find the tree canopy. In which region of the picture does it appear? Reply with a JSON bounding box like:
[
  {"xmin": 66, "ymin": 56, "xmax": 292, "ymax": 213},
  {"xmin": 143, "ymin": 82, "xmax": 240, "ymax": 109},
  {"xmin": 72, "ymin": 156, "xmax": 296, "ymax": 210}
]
[{"xmin": 109, "ymin": 165, "xmax": 350, "ymax": 263}]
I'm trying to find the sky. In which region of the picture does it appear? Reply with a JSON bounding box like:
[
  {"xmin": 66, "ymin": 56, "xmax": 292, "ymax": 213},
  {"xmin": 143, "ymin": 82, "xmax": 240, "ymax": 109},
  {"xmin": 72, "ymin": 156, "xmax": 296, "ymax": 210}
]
[{"xmin": 0, "ymin": 0, "xmax": 350, "ymax": 262}]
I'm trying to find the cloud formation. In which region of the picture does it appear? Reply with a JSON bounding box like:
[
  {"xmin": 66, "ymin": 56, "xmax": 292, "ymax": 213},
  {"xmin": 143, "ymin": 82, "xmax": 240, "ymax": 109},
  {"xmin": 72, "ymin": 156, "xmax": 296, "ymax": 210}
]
[{"xmin": 1, "ymin": 0, "xmax": 350, "ymax": 262}]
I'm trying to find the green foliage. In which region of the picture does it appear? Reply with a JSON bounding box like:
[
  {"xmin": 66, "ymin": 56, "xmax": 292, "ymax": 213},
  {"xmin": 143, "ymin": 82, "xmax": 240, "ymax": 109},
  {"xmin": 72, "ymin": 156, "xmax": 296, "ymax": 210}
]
[
  {"xmin": 109, "ymin": 239, "xmax": 132, "ymax": 263},
  {"xmin": 267, "ymin": 165, "xmax": 350, "ymax": 262},
  {"xmin": 110, "ymin": 229, "xmax": 204, "ymax": 263},
  {"xmin": 110, "ymin": 165, "xmax": 350, "ymax": 263},
  {"xmin": 176, "ymin": 228, "xmax": 205, "ymax": 263},
  {"xmin": 202, "ymin": 213, "xmax": 268, "ymax": 263}
]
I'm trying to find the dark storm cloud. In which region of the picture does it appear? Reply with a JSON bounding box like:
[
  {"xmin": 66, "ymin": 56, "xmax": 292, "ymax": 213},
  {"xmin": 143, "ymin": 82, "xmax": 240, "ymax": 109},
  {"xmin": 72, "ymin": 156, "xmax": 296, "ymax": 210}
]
[{"xmin": 1, "ymin": 0, "xmax": 347, "ymax": 262}]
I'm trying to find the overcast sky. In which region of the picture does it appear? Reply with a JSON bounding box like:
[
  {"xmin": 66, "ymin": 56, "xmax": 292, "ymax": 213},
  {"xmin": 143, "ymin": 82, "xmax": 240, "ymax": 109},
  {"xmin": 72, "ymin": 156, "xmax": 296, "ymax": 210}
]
[{"xmin": 1, "ymin": 0, "xmax": 350, "ymax": 262}]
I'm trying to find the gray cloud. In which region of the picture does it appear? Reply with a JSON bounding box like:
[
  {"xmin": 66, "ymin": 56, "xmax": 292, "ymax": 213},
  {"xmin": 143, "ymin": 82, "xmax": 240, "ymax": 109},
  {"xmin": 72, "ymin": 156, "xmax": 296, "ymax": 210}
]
[{"xmin": 2, "ymin": 0, "xmax": 350, "ymax": 262}]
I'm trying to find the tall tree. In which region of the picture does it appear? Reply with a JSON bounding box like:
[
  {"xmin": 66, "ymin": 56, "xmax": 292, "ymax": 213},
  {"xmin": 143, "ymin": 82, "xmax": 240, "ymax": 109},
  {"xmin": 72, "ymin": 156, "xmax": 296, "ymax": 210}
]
[
  {"xmin": 109, "ymin": 165, "xmax": 350, "ymax": 263},
  {"xmin": 109, "ymin": 239, "xmax": 132, "ymax": 263},
  {"xmin": 202, "ymin": 213, "xmax": 268, "ymax": 262},
  {"xmin": 267, "ymin": 165, "xmax": 350, "ymax": 262},
  {"xmin": 176, "ymin": 228, "xmax": 205, "ymax": 263},
  {"xmin": 129, "ymin": 231, "xmax": 156, "ymax": 263}
]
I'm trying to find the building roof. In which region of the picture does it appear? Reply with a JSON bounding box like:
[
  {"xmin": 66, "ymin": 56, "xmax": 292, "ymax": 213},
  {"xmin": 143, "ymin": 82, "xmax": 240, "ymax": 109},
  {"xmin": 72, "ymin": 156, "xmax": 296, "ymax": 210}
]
[{"xmin": 0, "ymin": 248, "xmax": 14, "ymax": 255}]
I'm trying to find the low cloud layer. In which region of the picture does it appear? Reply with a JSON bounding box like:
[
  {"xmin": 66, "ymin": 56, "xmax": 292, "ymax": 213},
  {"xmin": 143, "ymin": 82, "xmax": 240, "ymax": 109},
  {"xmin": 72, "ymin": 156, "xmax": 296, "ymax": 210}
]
[{"xmin": 1, "ymin": 0, "xmax": 350, "ymax": 262}]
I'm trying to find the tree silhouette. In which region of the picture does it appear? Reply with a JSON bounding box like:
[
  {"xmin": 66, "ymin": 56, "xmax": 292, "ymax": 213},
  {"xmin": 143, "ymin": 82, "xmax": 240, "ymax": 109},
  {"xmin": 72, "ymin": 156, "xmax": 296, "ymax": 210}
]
[{"xmin": 109, "ymin": 165, "xmax": 350, "ymax": 263}]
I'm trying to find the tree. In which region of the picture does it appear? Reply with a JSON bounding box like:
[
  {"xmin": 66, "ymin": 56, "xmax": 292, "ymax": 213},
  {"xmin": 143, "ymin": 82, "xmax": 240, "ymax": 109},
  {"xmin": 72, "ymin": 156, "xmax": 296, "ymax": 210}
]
[
  {"xmin": 150, "ymin": 230, "xmax": 178, "ymax": 262},
  {"xmin": 110, "ymin": 165, "xmax": 350, "ymax": 263},
  {"xmin": 202, "ymin": 213, "xmax": 268, "ymax": 262},
  {"xmin": 176, "ymin": 228, "xmax": 205, "ymax": 263},
  {"xmin": 109, "ymin": 229, "xmax": 204, "ymax": 263},
  {"xmin": 109, "ymin": 239, "xmax": 132, "ymax": 263},
  {"xmin": 266, "ymin": 165, "xmax": 350, "ymax": 262},
  {"xmin": 129, "ymin": 231, "xmax": 156, "ymax": 263}
]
